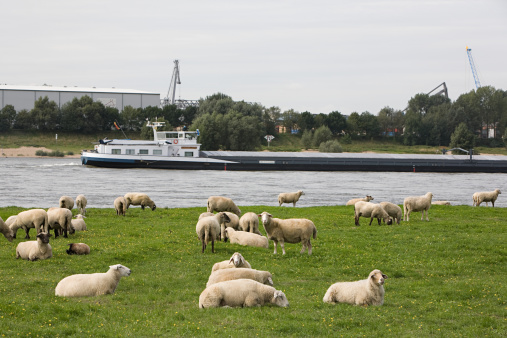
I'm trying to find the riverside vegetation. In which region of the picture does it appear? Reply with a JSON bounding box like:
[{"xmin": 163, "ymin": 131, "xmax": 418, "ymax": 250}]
[{"xmin": 0, "ymin": 205, "xmax": 505, "ymax": 336}]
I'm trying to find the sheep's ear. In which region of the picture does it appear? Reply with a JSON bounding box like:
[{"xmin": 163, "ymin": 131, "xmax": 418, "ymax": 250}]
[
  {"xmin": 229, "ymin": 257, "xmax": 234, "ymax": 264},
  {"xmin": 110, "ymin": 264, "xmax": 120, "ymax": 270},
  {"xmin": 382, "ymin": 274, "xmax": 388, "ymax": 279}
]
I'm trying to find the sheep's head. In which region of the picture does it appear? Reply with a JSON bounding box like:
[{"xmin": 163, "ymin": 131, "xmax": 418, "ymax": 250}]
[
  {"xmin": 229, "ymin": 252, "xmax": 244, "ymax": 267},
  {"xmin": 273, "ymin": 290, "xmax": 289, "ymax": 308},
  {"xmin": 74, "ymin": 214, "xmax": 86, "ymax": 219},
  {"xmin": 151, "ymin": 204, "xmax": 157, "ymax": 211},
  {"xmin": 298, "ymin": 190, "xmax": 305, "ymax": 196},
  {"xmin": 258, "ymin": 212, "xmax": 272, "ymax": 225},
  {"xmin": 37, "ymin": 232, "xmax": 52, "ymax": 244},
  {"xmin": 370, "ymin": 269, "xmax": 387, "ymax": 286},
  {"xmin": 218, "ymin": 212, "xmax": 231, "ymax": 224},
  {"xmin": 266, "ymin": 276, "xmax": 274, "ymax": 286},
  {"xmin": 496, "ymin": 189, "xmax": 502, "ymax": 194},
  {"xmin": 110, "ymin": 264, "xmax": 132, "ymax": 277},
  {"xmin": 1, "ymin": 230, "xmax": 14, "ymax": 242},
  {"xmin": 366, "ymin": 195, "xmax": 373, "ymax": 201},
  {"xmin": 385, "ymin": 217, "xmax": 393, "ymax": 225}
]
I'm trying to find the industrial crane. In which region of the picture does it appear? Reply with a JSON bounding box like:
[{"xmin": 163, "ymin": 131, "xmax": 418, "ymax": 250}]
[
  {"xmin": 160, "ymin": 60, "xmax": 199, "ymax": 108},
  {"xmin": 466, "ymin": 46, "xmax": 481, "ymax": 89}
]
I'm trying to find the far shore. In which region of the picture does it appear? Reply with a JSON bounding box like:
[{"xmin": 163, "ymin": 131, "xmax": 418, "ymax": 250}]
[{"xmin": 1, "ymin": 146, "xmax": 81, "ymax": 158}]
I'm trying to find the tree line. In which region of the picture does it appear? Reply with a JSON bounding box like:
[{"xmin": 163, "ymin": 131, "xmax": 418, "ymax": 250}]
[{"xmin": 0, "ymin": 86, "xmax": 506, "ymax": 151}]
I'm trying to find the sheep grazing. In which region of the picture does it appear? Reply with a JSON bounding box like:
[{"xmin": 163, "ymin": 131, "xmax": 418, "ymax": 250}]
[
  {"xmin": 199, "ymin": 279, "xmax": 289, "ymax": 308},
  {"xmin": 9, "ymin": 209, "xmax": 49, "ymax": 239},
  {"xmin": 15, "ymin": 232, "xmax": 53, "ymax": 261},
  {"xmin": 114, "ymin": 196, "xmax": 128, "ymax": 216},
  {"xmin": 258, "ymin": 212, "xmax": 317, "ymax": 255},
  {"xmin": 124, "ymin": 193, "xmax": 156, "ymax": 211},
  {"xmin": 0, "ymin": 216, "xmax": 14, "ymax": 242},
  {"xmin": 55, "ymin": 264, "xmax": 131, "ymax": 297},
  {"xmin": 379, "ymin": 202, "xmax": 402, "ymax": 225},
  {"xmin": 225, "ymin": 228, "xmax": 269, "ymax": 248},
  {"xmin": 432, "ymin": 200, "xmax": 451, "ymax": 205},
  {"xmin": 76, "ymin": 194, "xmax": 87, "ymax": 215},
  {"xmin": 71, "ymin": 214, "xmax": 87, "ymax": 232},
  {"xmin": 323, "ymin": 269, "xmax": 388, "ymax": 306},
  {"xmin": 354, "ymin": 201, "xmax": 392, "ymax": 226},
  {"xmin": 211, "ymin": 252, "xmax": 252, "ymax": 273},
  {"xmin": 220, "ymin": 212, "xmax": 240, "ymax": 242},
  {"xmin": 278, "ymin": 190, "xmax": 305, "ymax": 207},
  {"xmin": 473, "ymin": 189, "xmax": 501, "ymax": 207},
  {"xmin": 66, "ymin": 243, "xmax": 91, "ymax": 255},
  {"xmin": 207, "ymin": 196, "xmax": 241, "ymax": 216},
  {"xmin": 403, "ymin": 192, "xmax": 433, "ymax": 221},
  {"xmin": 206, "ymin": 268, "xmax": 273, "ymax": 287},
  {"xmin": 238, "ymin": 212, "xmax": 263, "ymax": 235},
  {"xmin": 47, "ymin": 207, "xmax": 73, "ymax": 238},
  {"xmin": 346, "ymin": 195, "xmax": 374, "ymax": 206},
  {"xmin": 59, "ymin": 196, "xmax": 74, "ymax": 210},
  {"xmin": 196, "ymin": 212, "xmax": 230, "ymax": 253}
]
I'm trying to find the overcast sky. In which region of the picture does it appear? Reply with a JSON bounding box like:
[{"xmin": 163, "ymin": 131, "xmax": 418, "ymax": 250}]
[{"xmin": 1, "ymin": 0, "xmax": 506, "ymax": 115}]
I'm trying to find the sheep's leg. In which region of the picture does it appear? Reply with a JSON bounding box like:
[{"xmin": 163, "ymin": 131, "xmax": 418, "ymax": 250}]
[
  {"xmin": 211, "ymin": 239, "xmax": 215, "ymax": 253},
  {"xmin": 492, "ymin": 201, "xmax": 495, "ymax": 207},
  {"xmin": 273, "ymin": 241, "xmax": 278, "ymax": 254},
  {"xmin": 300, "ymin": 241, "xmax": 307, "ymax": 254},
  {"xmin": 368, "ymin": 217, "xmax": 373, "ymax": 226},
  {"xmin": 354, "ymin": 215, "xmax": 360, "ymax": 226},
  {"xmin": 201, "ymin": 240, "xmax": 205, "ymax": 253},
  {"xmin": 63, "ymin": 227, "xmax": 68, "ymax": 238},
  {"xmin": 307, "ymin": 240, "xmax": 312, "ymax": 255},
  {"xmin": 377, "ymin": 217, "xmax": 381, "ymax": 226},
  {"xmin": 280, "ymin": 241, "xmax": 286, "ymax": 255},
  {"xmin": 293, "ymin": 202, "xmax": 296, "ymax": 207},
  {"xmin": 23, "ymin": 226, "xmax": 30, "ymax": 239},
  {"xmin": 221, "ymin": 224, "xmax": 226, "ymax": 241}
]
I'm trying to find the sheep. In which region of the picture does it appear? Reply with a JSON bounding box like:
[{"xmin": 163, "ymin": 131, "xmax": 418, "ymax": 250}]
[
  {"xmin": 211, "ymin": 252, "xmax": 252, "ymax": 272},
  {"xmin": 225, "ymin": 228, "xmax": 269, "ymax": 248},
  {"xmin": 379, "ymin": 202, "xmax": 402, "ymax": 225},
  {"xmin": 55, "ymin": 264, "xmax": 131, "ymax": 297},
  {"xmin": 323, "ymin": 269, "xmax": 388, "ymax": 306},
  {"xmin": 474, "ymin": 189, "xmax": 501, "ymax": 207},
  {"xmin": 221, "ymin": 212, "xmax": 240, "ymax": 241},
  {"xmin": 278, "ymin": 190, "xmax": 305, "ymax": 207},
  {"xmin": 432, "ymin": 200, "xmax": 451, "ymax": 205},
  {"xmin": 47, "ymin": 207, "xmax": 74, "ymax": 238},
  {"xmin": 258, "ymin": 212, "xmax": 317, "ymax": 255},
  {"xmin": 354, "ymin": 201, "xmax": 392, "ymax": 226},
  {"xmin": 238, "ymin": 212, "xmax": 262, "ymax": 235},
  {"xmin": 198, "ymin": 212, "xmax": 214, "ymax": 219},
  {"xmin": 196, "ymin": 212, "xmax": 230, "ymax": 253},
  {"xmin": 15, "ymin": 232, "xmax": 53, "ymax": 261},
  {"xmin": 206, "ymin": 268, "xmax": 273, "ymax": 287},
  {"xmin": 0, "ymin": 216, "xmax": 14, "ymax": 242},
  {"xmin": 199, "ymin": 279, "xmax": 289, "ymax": 308},
  {"xmin": 66, "ymin": 243, "xmax": 91, "ymax": 255},
  {"xmin": 71, "ymin": 214, "xmax": 87, "ymax": 231},
  {"xmin": 207, "ymin": 196, "xmax": 241, "ymax": 216},
  {"xmin": 403, "ymin": 192, "xmax": 433, "ymax": 221},
  {"xmin": 9, "ymin": 209, "xmax": 49, "ymax": 239},
  {"xmin": 114, "ymin": 196, "xmax": 127, "ymax": 216},
  {"xmin": 124, "ymin": 193, "xmax": 156, "ymax": 211},
  {"xmin": 59, "ymin": 196, "xmax": 74, "ymax": 210},
  {"xmin": 76, "ymin": 194, "xmax": 87, "ymax": 215},
  {"xmin": 346, "ymin": 195, "xmax": 374, "ymax": 206}
]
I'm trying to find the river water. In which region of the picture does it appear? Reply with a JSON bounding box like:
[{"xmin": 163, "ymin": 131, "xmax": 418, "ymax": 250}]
[{"xmin": 0, "ymin": 157, "xmax": 505, "ymax": 209}]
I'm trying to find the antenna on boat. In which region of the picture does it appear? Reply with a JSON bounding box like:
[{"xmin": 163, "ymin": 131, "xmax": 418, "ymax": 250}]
[{"xmin": 146, "ymin": 120, "xmax": 166, "ymax": 141}]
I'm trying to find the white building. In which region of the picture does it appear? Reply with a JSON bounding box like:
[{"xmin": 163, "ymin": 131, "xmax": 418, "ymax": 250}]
[{"xmin": 0, "ymin": 84, "xmax": 160, "ymax": 112}]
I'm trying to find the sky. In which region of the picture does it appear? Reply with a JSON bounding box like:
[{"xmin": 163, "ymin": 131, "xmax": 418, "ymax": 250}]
[{"xmin": 1, "ymin": 0, "xmax": 506, "ymax": 116}]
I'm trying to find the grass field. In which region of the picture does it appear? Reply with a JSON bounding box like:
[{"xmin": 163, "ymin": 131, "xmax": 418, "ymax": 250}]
[{"xmin": 0, "ymin": 205, "xmax": 505, "ymax": 337}]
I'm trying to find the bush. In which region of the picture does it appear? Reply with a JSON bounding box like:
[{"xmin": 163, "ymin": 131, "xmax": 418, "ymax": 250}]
[
  {"xmin": 319, "ymin": 140, "xmax": 342, "ymax": 153},
  {"xmin": 313, "ymin": 125, "xmax": 332, "ymax": 147},
  {"xmin": 48, "ymin": 150, "xmax": 65, "ymax": 157},
  {"xmin": 301, "ymin": 130, "xmax": 313, "ymax": 149},
  {"xmin": 35, "ymin": 150, "xmax": 47, "ymax": 156},
  {"xmin": 340, "ymin": 134, "xmax": 352, "ymax": 144}
]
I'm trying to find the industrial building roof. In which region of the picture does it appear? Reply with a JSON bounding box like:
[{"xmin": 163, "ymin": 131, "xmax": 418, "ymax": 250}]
[{"xmin": 0, "ymin": 84, "xmax": 159, "ymax": 95}]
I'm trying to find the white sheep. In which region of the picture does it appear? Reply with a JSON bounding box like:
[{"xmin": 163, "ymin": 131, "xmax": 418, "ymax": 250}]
[
  {"xmin": 225, "ymin": 228, "xmax": 269, "ymax": 248},
  {"xmin": 196, "ymin": 212, "xmax": 230, "ymax": 253},
  {"xmin": 258, "ymin": 212, "xmax": 317, "ymax": 255},
  {"xmin": 207, "ymin": 196, "xmax": 241, "ymax": 216},
  {"xmin": 199, "ymin": 279, "xmax": 289, "ymax": 308},
  {"xmin": 76, "ymin": 194, "xmax": 87, "ymax": 215},
  {"xmin": 211, "ymin": 252, "xmax": 252, "ymax": 273},
  {"xmin": 66, "ymin": 243, "xmax": 91, "ymax": 255},
  {"xmin": 278, "ymin": 190, "xmax": 305, "ymax": 207},
  {"xmin": 206, "ymin": 268, "xmax": 273, "ymax": 287},
  {"xmin": 403, "ymin": 192, "xmax": 433, "ymax": 221},
  {"xmin": 9, "ymin": 209, "xmax": 49, "ymax": 239},
  {"xmin": 354, "ymin": 201, "xmax": 392, "ymax": 226},
  {"xmin": 0, "ymin": 216, "xmax": 14, "ymax": 242},
  {"xmin": 47, "ymin": 207, "xmax": 74, "ymax": 238},
  {"xmin": 346, "ymin": 195, "xmax": 374, "ymax": 206},
  {"xmin": 221, "ymin": 212, "xmax": 240, "ymax": 242},
  {"xmin": 55, "ymin": 264, "xmax": 131, "ymax": 297},
  {"xmin": 124, "ymin": 193, "xmax": 156, "ymax": 211},
  {"xmin": 114, "ymin": 196, "xmax": 128, "ymax": 216},
  {"xmin": 238, "ymin": 212, "xmax": 262, "ymax": 235},
  {"xmin": 379, "ymin": 202, "xmax": 402, "ymax": 225},
  {"xmin": 15, "ymin": 232, "xmax": 53, "ymax": 261},
  {"xmin": 71, "ymin": 214, "xmax": 87, "ymax": 231},
  {"xmin": 432, "ymin": 200, "xmax": 451, "ymax": 205},
  {"xmin": 59, "ymin": 196, "xmax": 74, "ymax": 210},
  {"xmin": 473, "ymin": 189, "xmax": 501, "ymax": 207},
  {"xmin": 323, "ymin": 269, "xmax": 388, "ymax": 306},
  {"xmin": 198, "ymin": 212, "xmax": 214, "ymax": 219}
]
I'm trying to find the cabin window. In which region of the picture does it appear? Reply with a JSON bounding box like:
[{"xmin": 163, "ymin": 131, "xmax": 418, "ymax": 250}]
[
  {"xmin": 153, "ymin": 149, "xmax": 162, "ymax": 155},
  {"xmin": 139, "ymin": 149, "xmax": 149, "ymax": 155},
  {"xmin": 126, "ymin": 149, "xmax": 135, "ymax": 155},
  {"xmin": 112, "ymin": 149, "xmax": 121, "ymax": 155},
  {"xmin": 184, "ymin": 151, "xmax": 194, "ymax": 157}
]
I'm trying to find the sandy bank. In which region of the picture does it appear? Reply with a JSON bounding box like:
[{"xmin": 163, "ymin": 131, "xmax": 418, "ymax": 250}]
[{"xmin": 1, "ymin": 146, "xmax": 81, "ymax": 158}]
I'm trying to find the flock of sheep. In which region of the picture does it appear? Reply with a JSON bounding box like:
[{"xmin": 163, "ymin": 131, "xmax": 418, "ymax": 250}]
[{"xmin": 0, "ymin": 187, "xmax": 501, "ymax": 307}]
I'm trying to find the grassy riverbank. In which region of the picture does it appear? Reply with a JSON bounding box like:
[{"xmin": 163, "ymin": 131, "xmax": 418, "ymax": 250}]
[{"xmin": 0, "ymin": 205, "xmax": 505, "ymax": 336}]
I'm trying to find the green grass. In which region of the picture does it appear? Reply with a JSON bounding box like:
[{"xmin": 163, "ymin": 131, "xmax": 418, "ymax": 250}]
[{"xmin": 0, "ymin": 205, "xmax": 505, "ymax": 336}]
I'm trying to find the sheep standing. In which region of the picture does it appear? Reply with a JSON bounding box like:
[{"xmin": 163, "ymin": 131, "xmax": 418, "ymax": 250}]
[
  {"xmin": 199, "ymin": 279, "xmax": 289, "ymax": 308},
  {"xmin": 474, "ymin": 189, "xmax": 501, "ymax": 207},
  {"xmin": 196, "ymin": 212, "xmax": 230, "ymax": 253},
  {"xmin": 15, "ymin": 232, "xmax": 53, "ymax": 261},
  {"xmin": 206, "ymin": 268, "xmax": 273, "ymax": 287},
  {"xmin": 211, "ymin": 252, "xmax": 252, "ymax": 272},
  {"xmin": 354, "ymin": 201, "xmax": 392, "ymax": 226},
  {"xmin": 323, "ymin": 269, "xmax": 388, "ymax": 306},
  {"xmin": 379, "ymin": 202, "xmax": 402, "ymax": 225},
  {"xmin": 76, "ymin": 194, "xmax": 87, "ymax": 215},
  {"xmin": 124, "ymin": 193, "xmax": 156, "ymax": 211},
  {"xmin": 9, "ymin": 209, "xmax": 49, "ymax": 239},
  {"xmin": 47, "ymin": 207, "xmax": 73, "ymax": 238},
  {"xmin": 55, "ymin": 264, "xmax": 131, "ymax": 297},
  {"xmin": 114, "ymin": 196, "xmax": 127, "ymax": 216},
  {"xmin": 278, "ymin": 190, "xmax": 305, "ymax": 207},
  {"xmin": 71, "ymin": 214, "xmax": 87, "ymax": 231},
  {"xmin": 258, "ymin": 212, "xmax": 317, "ymax": 255},
  {"xmin": 59, "ymin": 196, "xmax": 74, "ymax": 210},
  {"xmin": 403, "ymin": 192, "xmax": 433, "ymax": 221},
  {"xmin": 66, "ymin": 243, "xmax": 90, "ymax": 255},
  {"xmin": 0, "ymin": 216, "xmax": 14, "ymax": 242},
  {"xmin": 346, "ymin": 195, "xmax": 374, "ymax": 206},
  {"xmin": 238, "ymin": 212, "xmax": 262, "ymax": 235},
  {"xmin": 225, "ymin": 228, "xmax": 269, "ymax": 248},
  {"xmin": 207, "ymin": 196, "xmax": 241, "ymax": 216}
]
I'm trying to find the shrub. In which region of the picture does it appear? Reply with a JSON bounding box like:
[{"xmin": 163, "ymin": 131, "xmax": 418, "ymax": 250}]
[
  {"xmin": 319, "ymin": 140, "xmax": 342, "ymax": 153},
  {"xmin": 340, "ymin": 134, "xmax": 352, "ymax": 144},
  {"xmin": 35, "ymin": 150, "xmax": 48, "ymax": 156},
  {"xmin": 301, "ymin": 130, "xmax": 313, "ymax": 149},
  {"xmin": 313, "ymin": 125, "xmax": 332, "ymax": 147}
]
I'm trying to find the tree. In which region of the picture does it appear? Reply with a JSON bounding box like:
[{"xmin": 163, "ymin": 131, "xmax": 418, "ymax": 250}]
[
  {"xmin": 262, "ymin": 106, "xmax": 280, "ymax": 135},
  {"xmin": 298, "ymin": 111, "xmax": 315, "ymax": 131},
  {"xmin": 313, "ymin": 125, "xmax": 332, "ymax": 147},
  {"xmin": 31, "ymin": 96, "xmax": 60, "ymax": 130},
  {"xmin": 325, "ymin": 111, "xmax": 347, "ymax": 135},
  {"xmin": 13, "ymin": 109, "xmax": 32, "ymax": 129},
  {"xmin": 120, "ymin": 105, "xmax": 144, "ymax": 131},
  {"xmin": 0, "ymin": 105, "xmax": 16, "ymax": 131},
  {"xmin": 449, "ymin": 122, "xmax": 476, "ymax": 153},
  {"xmin": 358, "ymin": 111, "xmax": 380, "ymax": 138},
  {"xmin": 301, "ymin": 129, "xmax": 313, "ymax": 149},
  {"xmin": 346, "ymin": 112, "xmax": 361, "ymax": 137},
  {"xmin": 281, "ymin": 109, "xmax": 299, "ymax": 132}
]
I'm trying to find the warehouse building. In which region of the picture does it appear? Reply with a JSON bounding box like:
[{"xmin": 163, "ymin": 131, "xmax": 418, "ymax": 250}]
[{"xmin": 0, "ymin": 84, "xmax": 160, "ymax": 112}]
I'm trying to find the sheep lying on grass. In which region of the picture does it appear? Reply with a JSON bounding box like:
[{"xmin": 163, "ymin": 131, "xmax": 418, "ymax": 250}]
[
  {"xmin": 206, "ymin": 268, "xmax": 273, "ymax": 287},
  {"xmin": 55, "ymin": 264, "xmax": 131, "ymax": 297},
  {"xmin": 71, "ymin": 214, "xmax": 87, "ymax": 232},
  {"xmin": 207, "ymin": 196, "xmax": 241, "ymax": 216},
  {"xmin": 196, "ymin": 212, "xmax": 230, "ymax": 253},
  {"xmin": 199, "ymin": 279, "xmax": 289, "ymax": 308},
  {"xmin": 66, "ymin": 243, "xmax": 90, "ymax": 255},
  {"xmin": 47, "ymin": 207, "xmax": 73, "ymax": 238},
  {"xmin": 225, "ymin": 228, "xmax": 269, "ymax": 248},
  {"xmin": 258, "ymin": 212, "xmax": 317, "ymax": 255},
  {"xmin": 59, "ymin": 196, "xmax": 74, "ymax": 210},
  {"xmin": 473, "ymin": 189, "xmax": 501, "ymax": 207},
  {"xmin": 0, "ymin": 216, "xmax": 14, "ymax": 242},
  {"xmin": 354, "ymin": 202, "xmax": 392, "ymax": 226},
  {"xmin": 114, "ymin": 196, "xmax": 127, "ymax": 216},
  {"xmin": 432, "ymin": 200, "xmax": 451, "ymax": 205},
  {"xmin": 76, "ymin": 194, "xmax": 87, "ymax": 215},
  {"xmin": 221, "ymin": 212, "xmax": 240, "ymax": 242},
  {"xmin": 211, "ymin": 252, "xmax": 252, "ymax": 272},
  {"xmin": 238, "ymin": 212, "xmax": 262, "ymax": 235},
  {"xmin": 323, "ymin": 269, "xmax": 388, "ymax": 306},
  {"xmin": 379, "ymin": 202, "xmax": 402, "ymax": 225},
  {"xmin": 124, "ymin": 193, "xmax": 156, "ymax": 211},
  {"xmin": 346, "ymin": 195, "xmax": 374, "ymax": 206},
  {"xmin": 278, "ymin": 190, "xmax": 305, "ymax": 207},
  {"xmin": 16, "ymin": 232, "xmax": 52, "ymax": 261},
  {"xmin": 9, "ymin": 209, "xmax": 48, "ymax": 239},
  {"xmin": 403, "ymin": 192, "xmax": 433, "ymax": 221}
]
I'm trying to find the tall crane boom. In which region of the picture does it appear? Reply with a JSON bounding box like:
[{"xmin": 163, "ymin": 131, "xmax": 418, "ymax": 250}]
[
  {"xmin": 466, "ymin": 46, "xmax": 481, "ymax": 89},
  {"xmin": 165, "ymin": 60, "xmax": 181, "ymax": 105}
]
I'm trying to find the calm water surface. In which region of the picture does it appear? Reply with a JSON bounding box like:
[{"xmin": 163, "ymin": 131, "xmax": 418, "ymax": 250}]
[{"xmin": 0, "ymin": 157, "xmax": 505, "ymax": 209}]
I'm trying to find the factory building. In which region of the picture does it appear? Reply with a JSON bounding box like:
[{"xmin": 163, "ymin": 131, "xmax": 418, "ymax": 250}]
[{"xmin": 0, "ymin": 84, "xmax": 160, "ymax": 112}]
